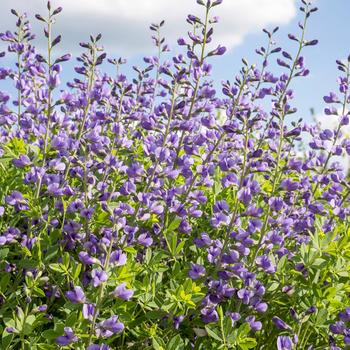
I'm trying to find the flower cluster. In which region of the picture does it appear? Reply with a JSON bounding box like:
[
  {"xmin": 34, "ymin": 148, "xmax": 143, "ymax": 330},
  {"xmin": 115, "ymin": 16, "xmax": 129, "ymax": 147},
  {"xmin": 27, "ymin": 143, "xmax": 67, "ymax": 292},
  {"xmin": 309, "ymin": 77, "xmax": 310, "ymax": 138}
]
[
  {"xmin": 330, "ymin": 308, "xmax": 350, "ymax": 349},
  {"xmin": 0, "ymin": 0, "xmax": 349, "ymax": 349}
]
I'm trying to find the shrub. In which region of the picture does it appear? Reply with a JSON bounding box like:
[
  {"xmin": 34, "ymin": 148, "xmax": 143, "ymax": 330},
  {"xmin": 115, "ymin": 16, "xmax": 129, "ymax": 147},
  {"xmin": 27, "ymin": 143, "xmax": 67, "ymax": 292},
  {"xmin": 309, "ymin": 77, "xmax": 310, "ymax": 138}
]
[{"xmin": 0, "ymin": 0, "xmax": 349, "ymax": 349}]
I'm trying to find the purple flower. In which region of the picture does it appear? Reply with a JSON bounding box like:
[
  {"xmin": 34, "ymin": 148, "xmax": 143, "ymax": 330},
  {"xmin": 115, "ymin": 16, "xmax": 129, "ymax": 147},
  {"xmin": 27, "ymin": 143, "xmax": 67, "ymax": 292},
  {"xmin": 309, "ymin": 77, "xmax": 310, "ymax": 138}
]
[
  {"xmin": 272, "ymin": 316, "xmax": 291, "ymax": 330},
  {"xmin": 237, "ymin": 188, "xmax": 252, "ymax": 206},
  {"xmin": 227, "ymin": 312, "xmax": 241, "ymax": 325},
  {"xmin": 111, "ymin": 283, "xmax": 134, "ymax": 301},
  {"xmin": 339, "ymin": 307, "xmax": 350, "ymax": 322},
  {"xmin": 173, "ymin": 315, "xmax": 185, "ymax": 330},
  {"xmin": 83, "ymin": 303, "xmax": 96, "ymax": 321},
  {"xmin": 91, "ymin": 269, "xmax": 108, "ymax": 287},
  {"xmin": 87, "ymin": 345, "xmax": 111, "ymax": 350},
  {"xmin": 188, "ymin": 263, "xmax": 206, "ymax": 279},
  {"xmin": 213, "ymin": 200, "xmax": 229, "ymax": 213},
  {"xmin": 268, "ymin": 197, "xmax": 284, "ymax": 211},
  {"xmin": 12, "ymin": 154, "xmax": 31, "ymax": 168},
  {"xmin": 330, "ymin": 321, "xmax": 346, "ymax": 334},
  {"xmin": 109, "ymin": 250, "xmax": 127, "ymax": 266},
  {"xmin": 95, "ymin": 315, "xmax": 124, "ymax": 338},
  {"xmin": 79, "ymin": 251, "xmax": 98, "ymax": 265},
  {"xmin": 137, "ymin": 233, "xmax": 153, "ymax": 247},
  {"xmin": 5, "ymin": 191, "xmax": 27, "ymax": 209},
  {"xmin": 246, "ymin": 316, "xmax": 262, "ymax": 332},
  {"xmin": 208, "ymin": 45, "xmax": 226, "ymax": 56},
  {"xmin": 37, "ymin": 304, "xmax": 48, "ymax": 312},
  {"xmin": 56, "ymin": 327, "xmax": 78, "ymax": 346},
  {"xmin": 66, "ymin": 286, "xmax": 86, "ymax": 304},
  {"xmin": 201, "ymin": 308, "xmax": 219, "ymax": 323},
  {"xmin": 277, "ymin": 336, "xmax": 293, "ymax": 350},
  {"xmin": 237, "ymin": 288, "xmax": 253, "ymax": 304},
  {"xmin": 194, "ymin": 233, "xmax": 212, "ymax": 248},
  {"xmin": 255, "ymin": 255, "xmax": 276, "ymax": 274},
  {"xmin": 323, "ymin": 92, "xmax": 339, "ymax": 103},
  {"xmin": 48, "ymin": 73, "xmax": 60, "ymax": 89}
]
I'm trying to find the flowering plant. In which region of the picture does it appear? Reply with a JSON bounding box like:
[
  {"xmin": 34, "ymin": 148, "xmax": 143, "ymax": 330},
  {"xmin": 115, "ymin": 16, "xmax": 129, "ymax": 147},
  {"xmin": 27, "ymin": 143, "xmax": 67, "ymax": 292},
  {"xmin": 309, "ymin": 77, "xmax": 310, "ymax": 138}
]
[{"xmin": 0, "ymin": 0, "xmax": 349, "ymax": 349}]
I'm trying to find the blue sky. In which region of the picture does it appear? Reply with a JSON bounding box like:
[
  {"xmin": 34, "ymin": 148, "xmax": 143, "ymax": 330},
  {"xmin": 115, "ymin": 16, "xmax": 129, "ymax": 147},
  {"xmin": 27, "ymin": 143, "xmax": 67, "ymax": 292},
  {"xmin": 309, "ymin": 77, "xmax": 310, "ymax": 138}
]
[
  {"xmin": 212, "ymin": 0, "xmax": 350, "ymax": 124},
  {"xmin": 0, "ymin": 0, "xmax": 349, "ymax": 125}
]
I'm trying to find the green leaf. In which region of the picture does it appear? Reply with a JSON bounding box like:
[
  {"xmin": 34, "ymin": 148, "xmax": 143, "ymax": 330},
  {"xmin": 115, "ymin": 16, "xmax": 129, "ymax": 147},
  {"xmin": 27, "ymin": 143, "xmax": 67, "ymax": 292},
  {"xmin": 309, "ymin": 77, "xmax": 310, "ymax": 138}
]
[
  {"xmin": 49, "ymin": 263, "xmax": 66, "ymax": 273},
  {"xmin": 167, "ymin": 334, "xmax": 184, "ymax": 350},
  {"xmin": 237, "ymin": 323, "xmax": 251, "ymax": 337},
  {"xmin": 66, "ymin": 311, "xmax": 78, "ymax": 327},
  {"xmin": 0, "ymin": 274, "xmax": 10, "ymax": 292},
  {"xmin": 0, "ymin": 248, "xmax": 9, "ymax": 259},
  {"xmin": 152, "ymin": 336, "xmax": 166, "ymax": 350},
  {"xmin": 238, "ymin": 338, "xmax": 257, "ymax": 350},
  {"xmin": 41, "ymin": 329, "xmax": 58, "ymax": 340},
  {"xmin": 33, "ymin": 287, "xmax": 46, "ymax": 298},
  {"xmin": 25, "ymin": 315, "xmax": 36, "ymax": 326},
  {"xmin": 167, "ymin": 218, "xmax": 181, "ymax": 232},
  {"xmin": 175, "ymin": 240, "xmax": 186, "ymax": 255},
  {"xmin": 223, "ymin": 316, "xmax": 233, "ymax": 341},
  {"xmin": 23, "ymin": 315, "xmax": 36, "ymax": 335},
  {"xmin": 315, "ymin": 308, "xmax": 328, "ymax": 326},
  {"xmin": 205, "ymin": 325, "xmax": 222, "ymax": 342},
  {"xmin": 277, "ymin": 254, "xmax": 288, "ymax": 273},
  {"xmin": 2, "ymin": 330, "xmax": 14, "ymax": 350},
  {"xmin": 164, "ymin": 230, "xmax": 177, "ymax": 256},
  {"xmin": 72, "ymin": 263, "xmax": 82, "ymax": 280}
]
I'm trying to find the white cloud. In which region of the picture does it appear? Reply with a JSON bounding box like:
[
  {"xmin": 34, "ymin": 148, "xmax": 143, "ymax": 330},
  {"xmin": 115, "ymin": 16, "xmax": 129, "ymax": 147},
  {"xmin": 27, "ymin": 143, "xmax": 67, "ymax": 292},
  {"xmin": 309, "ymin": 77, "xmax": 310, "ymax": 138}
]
[{"xmin": 0, "ymin": 0, "xmax": 297, "ymax": 56}]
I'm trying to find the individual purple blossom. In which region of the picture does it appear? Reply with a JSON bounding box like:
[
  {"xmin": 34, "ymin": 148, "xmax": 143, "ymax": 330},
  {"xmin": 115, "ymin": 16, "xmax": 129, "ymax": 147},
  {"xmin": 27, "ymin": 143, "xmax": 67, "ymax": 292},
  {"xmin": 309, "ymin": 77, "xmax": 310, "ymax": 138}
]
[
  {"xmin": 277, "ymin": 336, "xmax": 294, "ymax": 350},
  {"xmin": 37, "ymin": 304, "xmax": 48, "ymax": 312},
  {"xmin": 87, "ymin": 345, "xmax": 111, "ymax": 350},
  {"xmin": 12, "ymin": 154, "xmax": 31, "ymax": 168},
  {"xmin": 137, "ymin": 233, "xmax": 153, "ymax": 247},
  {"xmin": 237, "ymin": 288, "xmax": 253, "ymax": 305},
  {"xmin": 91, "ymin": 269, "xmax": 108, "ymax": 287},
  {"xmin": 227, "ymin": 312, "xmax": 241, "ymax": 326},
  {"xmin": 194, "ymin": 232, "xmax": 212, "ymax": 248},
  {"xmin": 48, "ymin": 72, "xmax": 60, "ymax": 89},
  {"xmin": 109, "ymin": 249, "xmax": 127, "ymax": 266},
  {"xmin": 83, "ymin": 303, "xmax": 96, "ymax": 321},
  {"xmin": 201, "ymin": 308, "xmax": 219, "ymax": 323},
  {"xmin": 5, "ymin": 326, "xmax": 18, "ymax": 333},
  {"xmin": 237, "ymin": 188, "xmax": 252, "ymax": 206},
  {"xmin": 173, "ymin": 315, "xmax": 185, "ymax": 329},
  {"xmin": 272, "ymin": 316, "xmax": 291, "ymax": 330},
  {"xmin": 188, "ymin": 263, "xmax": 206, "ymax": 279},
  {"xmin": 330, "ymin": 321, "xmax": 346, "ymax": 334},
  {"xmin": 79, "ymin": 251, "xmax": 98, "ymax": 265},
  {"xmin": 208, "ymin": 45, "xmax": 226, "ymax": 56},
  {"xmin": 66, "ymin": 286, "xmax": 86, "ymax": 304},
  {"xmin": 255, "ymin": 302, "xmax": 268, "ymax": 313},
  {"xmin": 268, "ymin": 196, "xmax": 284, "ymax": 211},
  {"xmin": 255, "ymin": 255, "xmax": 276, "ymax": 274},
  {"xmin": 246, "ymin": 316, "xmax": 262, "ymax": 331},
  {"xmin": 323, "ymin": 92, "xmax": 339, "ymax": 103},
  {"xmin": 95, "ymin": 315, "xmax": 124, "ymax": 338},
  {"xmin": 111, "ymin": 283, "xmax": 134, "ymax": 301},
  {"xmin": 56, "ymin": 327, "xmax": 78, "ymax": 346},
  {"xmin": 339, "ymin": 307, "xmax": 350, "ymax": 322},
  {"xmin": 5, "ymin": 191, "xmax": 27, "ymax": 208}
]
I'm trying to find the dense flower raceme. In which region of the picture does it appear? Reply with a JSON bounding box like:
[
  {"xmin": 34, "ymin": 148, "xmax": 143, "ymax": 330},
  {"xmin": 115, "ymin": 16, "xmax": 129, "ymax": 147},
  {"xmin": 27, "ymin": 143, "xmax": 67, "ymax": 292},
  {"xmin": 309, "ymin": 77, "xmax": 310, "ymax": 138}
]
[{"xmin": 0, "ymin": 0, "xmax": 349, "ymax": 349}]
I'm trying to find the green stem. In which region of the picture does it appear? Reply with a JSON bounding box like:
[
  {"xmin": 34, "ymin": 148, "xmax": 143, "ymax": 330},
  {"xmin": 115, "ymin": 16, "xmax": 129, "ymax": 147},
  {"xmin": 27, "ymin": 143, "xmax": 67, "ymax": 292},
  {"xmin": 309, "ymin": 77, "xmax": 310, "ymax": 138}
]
[{"xmin": 35, "ymin": 13, "xmax": 52, "ymax": 200}]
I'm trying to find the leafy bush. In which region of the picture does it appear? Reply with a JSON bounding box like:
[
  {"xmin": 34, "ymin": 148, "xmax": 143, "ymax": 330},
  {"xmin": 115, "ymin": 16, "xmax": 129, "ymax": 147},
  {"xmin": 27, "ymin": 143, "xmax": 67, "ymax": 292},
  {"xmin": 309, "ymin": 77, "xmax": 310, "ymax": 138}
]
[{"xmin": 0, "ymin": 0, "xmax": 349, "ymax": 349}]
